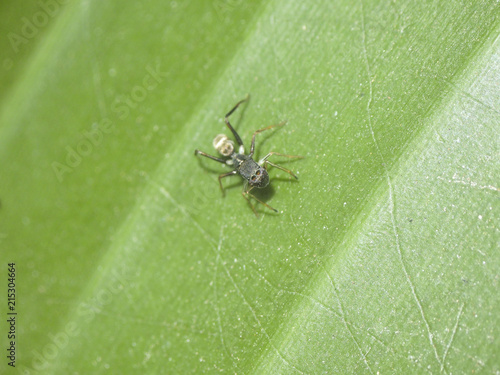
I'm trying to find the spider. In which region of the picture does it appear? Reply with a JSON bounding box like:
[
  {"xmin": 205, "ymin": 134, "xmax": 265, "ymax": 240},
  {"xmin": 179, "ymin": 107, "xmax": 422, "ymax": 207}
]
[{"xmin": 194, "ymin": 96, "xmax": 302, "ymax": 216}]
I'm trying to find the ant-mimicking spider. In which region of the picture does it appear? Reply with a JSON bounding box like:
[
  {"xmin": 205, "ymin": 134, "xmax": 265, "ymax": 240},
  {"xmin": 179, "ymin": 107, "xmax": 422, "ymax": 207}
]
[{"xmin": 194, "ymin": 96, "xmax": 302, "ymax": 216}]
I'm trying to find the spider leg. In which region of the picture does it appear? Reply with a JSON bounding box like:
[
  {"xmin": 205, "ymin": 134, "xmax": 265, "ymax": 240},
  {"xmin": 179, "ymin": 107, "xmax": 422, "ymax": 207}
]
[
  {"xmin": 218, "ymin": 170, "xmax": 238, "ymax": 195},
  {"xmin": 224, "ymin": 95, "xmax": 249, "ymax": 148},
  {"xmin": 259, "ymin": 151, "xmax": 304, "ymax": 163},
  {"xmin": 264, "ymin": 161, "xmax": 299, "ymax": 179},
  {"xmin": 242, "ymin": 186, "xmax": 277, "ymax": 217},
  {"xmin": 259, "ymin": 152, "xmax": 303, "ymax": 179},
  {"xmin": 249, "ymin": 121, "xmax": 287, "ymax": 157},
  {"xmin": 194, "ymin": 149, "xmax": 227, "ymax": 164}
]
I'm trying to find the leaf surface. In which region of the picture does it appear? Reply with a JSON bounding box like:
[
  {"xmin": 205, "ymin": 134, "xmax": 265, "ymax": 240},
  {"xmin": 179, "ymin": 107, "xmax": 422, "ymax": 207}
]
[{"xmin": 1, "ymin": 1, "xmax": 498, "ymax": 374}]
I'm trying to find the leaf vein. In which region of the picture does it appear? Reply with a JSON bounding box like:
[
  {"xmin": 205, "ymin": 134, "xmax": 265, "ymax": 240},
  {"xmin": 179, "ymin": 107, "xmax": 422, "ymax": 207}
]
[{"xmin": 360, "ymin": 1, "xmax": 444, "ymax": 371}]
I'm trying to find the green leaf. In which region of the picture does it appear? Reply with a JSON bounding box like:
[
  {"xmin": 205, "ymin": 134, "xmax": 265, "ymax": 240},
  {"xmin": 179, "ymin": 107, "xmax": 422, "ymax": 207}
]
[{"xmin": 1, "ymin": 0, "xmax": 499, "ymax": 373}]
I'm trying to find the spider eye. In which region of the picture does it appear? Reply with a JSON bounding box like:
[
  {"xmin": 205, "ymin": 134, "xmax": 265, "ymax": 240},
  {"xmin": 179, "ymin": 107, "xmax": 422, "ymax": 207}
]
[
  {"xmin": 256, "ymin": 170, "xmax": 261, "ymax": 175},
  {"xmin": 251, "ymin": 176, "xmax": 256, "ymax": 181}
]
